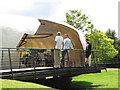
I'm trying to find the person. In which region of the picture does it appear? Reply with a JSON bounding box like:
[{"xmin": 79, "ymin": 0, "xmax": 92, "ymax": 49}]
[
  {"xmin": 54, "ymin": 32, "xmax": 63, "ymax": 49},
  {"xmin": 85, "ymin": 39, "xmax": 92, "ymax": 66},
  {"xmin": 54, "ymin": 32, "xmax": 63, "ymax": 67},
  {"xmin": 60, "ymin": 34, "xmax": 74, "ymax": 67}
]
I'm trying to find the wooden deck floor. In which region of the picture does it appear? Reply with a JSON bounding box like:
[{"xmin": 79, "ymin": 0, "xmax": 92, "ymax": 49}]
[
  {"xmin": 0, "ymin": 67, "xmax": 53, "ymax": 73},
  {"xmin": 0, "ymin": 67, "xmax": 101, "ymax": 80}
]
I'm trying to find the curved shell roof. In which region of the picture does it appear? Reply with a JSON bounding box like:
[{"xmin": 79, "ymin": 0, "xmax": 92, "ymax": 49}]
[
  {"xmin": 17, "ymin": 19, "xmax": 85, "ymax": 50},
  {"xmin": 17, "ymin": 19, "xmax": 86, "ymax": 67}
]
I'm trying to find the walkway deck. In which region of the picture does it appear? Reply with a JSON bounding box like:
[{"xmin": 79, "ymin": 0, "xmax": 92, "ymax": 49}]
[
  {"xmin": 0, "ymin": 48, "xmax": 101, "ymax": 81},
  {"xmin": 0, "ymin": 67, "xmax": 101, "ymax": 80}
]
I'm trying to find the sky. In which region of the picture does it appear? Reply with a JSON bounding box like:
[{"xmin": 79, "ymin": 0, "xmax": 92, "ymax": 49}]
[{"xmin": 0, "ymin": 0, "xmax": 119, "ymax": 36}]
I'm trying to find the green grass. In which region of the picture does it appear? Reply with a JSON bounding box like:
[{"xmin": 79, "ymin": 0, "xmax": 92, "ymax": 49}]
[
  {"xmin": 0, "ymin": 69, "xmax": 119, "ymax": 89},
  {"xmin": 0, "ymin": 79, "xmax": 56, "ymax": 90},
  {"xmin": 71, "ymin": 68, "xmax": 119, "ymax": 89}
]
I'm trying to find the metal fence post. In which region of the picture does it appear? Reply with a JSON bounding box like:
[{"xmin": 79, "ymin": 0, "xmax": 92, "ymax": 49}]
[
  {"xmin": 54, "ymin": 49, "xmax": 60, "ymax": 68},
  {"xmin": 32, "ymin": 50, "xmax": 37, "ymax": 79},
  {"xmin": 66, "ymin": 50, "xmax": 71, "ymax": 75},
  {"xmin": 53, "ymin": 49, "xmax": 56, "ymax": 78},
  {"xmin": 91, "ymin": 51, "xmax": 96, "ymax": 67},
  {"xmin": 1, "ymin": 50, "xmax": 3, "ymax": 64},
  {"xmin": 8, "ymin": 48, "xmax": 13, "ymax": 79},
  {"xmin": 80, "ymin": 50, "xmax": 83, "ymax": 67},
  {"xmin": 19, "ymin": 51, "xmax": 22, "ymax": 68}
]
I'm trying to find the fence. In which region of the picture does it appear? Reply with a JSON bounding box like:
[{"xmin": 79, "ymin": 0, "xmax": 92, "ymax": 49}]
[
  {"xmin": 0, "ymin": 48, "xmax": 103, "ymax": 80},
  {"xmin": 0, "ymin": 48, "xmax": 100, "ymax": 70}
]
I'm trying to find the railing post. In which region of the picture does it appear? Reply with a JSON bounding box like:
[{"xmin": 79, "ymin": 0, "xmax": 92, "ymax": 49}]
[
  {"xmin": 92, "ymin": 51, "xmax": 96, "ymax": 67},
  {"xmin": 83, "ymin": 50, "xmax": 86, "ymax": 67},
  {"xmin": 80, "ymin": 50, "xmax": 83, "ymax": 67},
  {"xmin": 66, "ymin": 51, "xmax": 69, "ymax": 67},
  {"xmin": 94, "ymin": 51, "xmax": 97, "ymax": 68},
  {"xmin": 67, "ymin": 50, "xmax": 72, "ymax": 76},
  {"xmin": 19, "ymin": 51, "xmax": 22, "ymax": 68},
  {"xmin": 53, "ymin": 49, "xmax": 56, "ymax": 78},
  {"xmin": 32, "ymin": 50, "xmax": 37, "ymax": 79},
  {"xmin": 33, "ymin": 59, "xmax": 37, "ymax": 79},
  {"xmin": 1, "ymin": 50, "xmax": 3, "ymax": 64},
  {"xmin": 8, "ymin": 48, "xmax": 13, "ymax": 79},
  {"xmin": 54, "ymin": 49, "xmax": 60, "ymax": 68}
]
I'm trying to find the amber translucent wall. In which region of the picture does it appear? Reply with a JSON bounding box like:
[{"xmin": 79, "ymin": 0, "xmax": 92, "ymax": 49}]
[{"xmin": 17, "ymin": 19, "xmax": 85, "ymax": 67}]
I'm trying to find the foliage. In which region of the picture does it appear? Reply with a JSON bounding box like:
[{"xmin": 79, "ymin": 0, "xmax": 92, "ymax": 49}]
[
  {"xmin": 64, "ymin": 9, "xmax": 118, "ymax": 62},
  {"xmin": 105, "ymin": 29, "xmax": 116, "ymax": 39},
  {"xmin": 105, "ymin": 29, "xmax": 120, "ymax": 53},
  {"xmin": 64, "ymin": 9, "xmax": 94, "ymax": 32},
  {"xmin": 114, "ymin": 39, "xmax": 120, "ymax": 52},
  {"xmin": 86, "ymin": 30, "xmax": 118, "ymax": 62}
]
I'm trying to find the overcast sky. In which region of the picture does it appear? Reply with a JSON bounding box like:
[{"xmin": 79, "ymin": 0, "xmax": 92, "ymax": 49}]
[{"xmin": 0, "ymin": 0, "xmax": 119, "ymax": 36}]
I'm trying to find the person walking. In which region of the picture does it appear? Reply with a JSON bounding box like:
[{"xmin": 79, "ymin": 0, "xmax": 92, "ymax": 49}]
[
  {"xmin": 54, "ymin": 32, "xmax": 63, "ymax": 49},
  {"xmin": 54, "ymin": 32, "xmax": 63, "ymax": 67},
  {"xmin": 85, "ymin": 39, "xmax": 92, "ymax": 66},
  {"xmin": 60, "ymin": 34, "xmax": 74, "ymax": 67}
]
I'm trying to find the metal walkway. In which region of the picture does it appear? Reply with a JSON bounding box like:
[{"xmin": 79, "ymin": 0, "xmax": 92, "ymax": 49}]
[
  {"xmin": 0, "ymin": 67, "xmax": 101, "ymax": 80},
  {"xmin": 0, "ymin": 48, "xmax": 101, "ymax": 81}
]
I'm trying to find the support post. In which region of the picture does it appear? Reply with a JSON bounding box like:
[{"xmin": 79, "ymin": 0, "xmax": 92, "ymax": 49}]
[
  {"xmin": 88, "ymin": 55, "xmax": 92, "ymax": 67},
  {"xmin": 54, "ymin": 49, "xmax": 60, "ymax": 68},
  {"xmin": 8, "ymin": 48, "xmax": 13, "ymax": 79},
  {"xmin": 80, "ymin": 51, "xmax": 83, "ymax": 67},
  {"xmin": 19, "ymin": 51, "xmax": 22, "ymax": 68},
  {"xmin": 67, "ymin": 51, "xmax": 71, "ymax": 75},
  {"xmin": 1, "ymin": 50, "xmax": 3, "ymax": 64},
  {"xmin": 32, "ymin": 50, "xmax": 37, "ymax": 79}
]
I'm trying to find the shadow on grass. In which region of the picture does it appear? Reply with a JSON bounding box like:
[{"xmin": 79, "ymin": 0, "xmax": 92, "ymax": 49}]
[
  {"xmin": 69, "ymin": 81, "xmax": 103, "ymax": 89},
  {"xmin": 23, "ymin": 79, "xmax": 103, "ymax": 89}
]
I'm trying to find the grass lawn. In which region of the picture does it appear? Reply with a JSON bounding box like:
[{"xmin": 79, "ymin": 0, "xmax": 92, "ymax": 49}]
[
  {"xmin": 0, "ymin": 79, "xmax": 56, "ymax": 90},
  {"xmin": 0, "ymin": 68, "xmax": 119, "ymax": 89},
  {"xmin": 71, "ymin": 68, "xmax": 119, "ymax": 89}
]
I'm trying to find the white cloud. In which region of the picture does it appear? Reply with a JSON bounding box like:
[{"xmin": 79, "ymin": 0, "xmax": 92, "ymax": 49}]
[
  {"xmin": 48, "ymin": 0, "xmax": 118, "ymax": 35},
  {"xmin": 0, "ymin": 0, "xmax": 61, "ymax": 17},
  {"xmin": 0, "ymin": 0, "xmax": 119, "ymax": 36},
  {"xmin": 0, "ymin": 0, "xmax": 61, "ymax": 33},
  {"xmin": 0, "ymin": 0, "xmax": 119, "ymax": 48},
  {"xmin": 0, "ymin": 0, "xmax": 33, "ymax": 13}
]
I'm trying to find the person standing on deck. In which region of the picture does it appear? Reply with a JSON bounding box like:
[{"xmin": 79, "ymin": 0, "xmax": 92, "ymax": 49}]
[
  {"xmin": 54, "ymin": 32, "xmax": 63, "ymax": 67},
  {"xmin": 54, "ymin": 32, "xmax": 63, "ymax": 49},
  {"xmin": 60, "ymin": 34, "xmax": 74, "ymax": 67},
  {"xmin": 85, "ymin": 39, "xmax": 92, "ymax": 66}
]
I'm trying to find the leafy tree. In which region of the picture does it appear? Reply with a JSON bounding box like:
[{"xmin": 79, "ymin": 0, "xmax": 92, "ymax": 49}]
[
  {"xmin": 105, "ymin": 29, "xmax": 120, "ymax": 53},
  {"xmin": 105, "ymin": 29, "xmax": 116, "ymax": 39},
  {"xmin": 65, "ymin": 9, "xmax": 118, "ymax": 63},
  {"xmin": 86, "ymin": 30, "xmax": 118, "ymax": 62},
  {"xmin": 114, "ymin": 39, "xmax": 120, "ymax": 53},
  {"xmin": 64, "ymin": 9, "xmax": 94, "ymax": 32}
]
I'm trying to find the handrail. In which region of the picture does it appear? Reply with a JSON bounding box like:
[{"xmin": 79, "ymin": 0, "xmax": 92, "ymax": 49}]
[
  {"xmin": 0, "ymin": 48, "xmax": 100, "ymax": 69},
  {"xmin": 0, "ymin": 47, "xmax": 103, "ymax": 80},
  {"xmin": 0, "ymin": 47, "xmax": 100, "ymax": 52}
]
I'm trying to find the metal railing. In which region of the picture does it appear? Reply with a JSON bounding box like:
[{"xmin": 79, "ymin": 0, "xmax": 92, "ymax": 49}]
[
  {"xmin": 0, "ymin": 48, "xmax": 100, "ymax": 70},
  {"xmin": 0, "ymin": 48, "xmax": 102, "ymax": 79}
]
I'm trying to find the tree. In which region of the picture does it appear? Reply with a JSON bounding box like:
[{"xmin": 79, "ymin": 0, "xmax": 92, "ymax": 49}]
[
  {"xmin": 86, "ymin": 30, "xmax": 118, "ymax": 63},
  {"xmin": 64, "ymin": 9, "xmax": 118, "ymax": 63},
  {"xmin": 105, "ymin": 28, "xmax": 116, "ymax": 39},
  {"xmin": 105, "ymin": 29, "xmax": 120, "ymax": 53},
  {"xmin": 64, "ymin": 9, "xmax": 94, "ymax": 32},
  {"xmin": 114, "ymin": 39, "xmax": 120, "ymax": 53}
]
